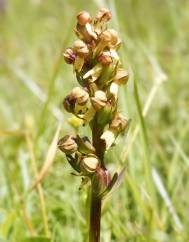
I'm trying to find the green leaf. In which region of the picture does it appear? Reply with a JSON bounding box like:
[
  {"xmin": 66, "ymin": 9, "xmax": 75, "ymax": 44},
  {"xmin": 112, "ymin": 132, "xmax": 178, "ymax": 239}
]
[{"xmin": 99, "ymin": 172, "xmax": 118, "ymax": 198}]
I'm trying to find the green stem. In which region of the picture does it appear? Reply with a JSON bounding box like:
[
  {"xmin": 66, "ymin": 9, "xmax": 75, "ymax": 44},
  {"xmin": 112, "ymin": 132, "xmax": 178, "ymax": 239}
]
[{"xmin": 89, "ymin": 189, "xmax": 102, "ymax": 242}]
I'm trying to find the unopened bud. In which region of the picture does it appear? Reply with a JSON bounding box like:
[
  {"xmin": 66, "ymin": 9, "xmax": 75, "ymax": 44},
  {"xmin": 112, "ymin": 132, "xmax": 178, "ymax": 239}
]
[
  {"xmin": 63, "ymin": 48, "xmax": 76, "ymax": 64},
  {"xmin": 58, "ymin": 135, "xmax": 78, "ymax": 154},
  {"xmin": 99, "ymin": 29, "xmax": 112, "ymax": 44},
  {"xmin": 77, "ymin": 11, "xmax": 92, "ymax": 26},
  {"xmin": 96, "ymin": 8, "xmax": 112, "ymax": 23},
  {"xmin": 94, "ymin": 29, "xmax": 119, "ymax": 55},
  {"xmin": 110, "ymin": 113, "xmax": 128, "ymax": 133},
  {"xmin": 73, "ymin": 40, "xmax": 89, "ymax": 57},
  {"xmin": 100, "ymin": 29, "xmax": 119, "ymax": 46},
  {"xmin": 92, "ymin": 167, "xmax": 111, "ymax": 195},
  {"xmin": 91, "ymin": 90, "xmax": 107, "ymax": 111},
  {"xmin": 97, "ymin": 51, "xmax": 113, "ymax": 66},
  {"xmin": 113, "ymin": 68, "xmax": 129, "ymax": 85},
  {"xmin": 80, "ymin": 154, "xmax": 99, "ymax": 174}
]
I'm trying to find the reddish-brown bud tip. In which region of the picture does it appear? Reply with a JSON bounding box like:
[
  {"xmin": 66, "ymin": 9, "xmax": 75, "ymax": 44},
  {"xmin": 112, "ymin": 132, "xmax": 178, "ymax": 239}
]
[
  {"xmin": 77, "ymin": 11, "xmax": 92, "ymax": 26},
  {"xmin": 97, "ymin": 51, "xmax": 113, "ymax": 66}
]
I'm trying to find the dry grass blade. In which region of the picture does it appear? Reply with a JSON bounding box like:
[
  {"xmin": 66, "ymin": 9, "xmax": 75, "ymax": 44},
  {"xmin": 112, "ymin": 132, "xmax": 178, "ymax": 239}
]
[
  {"xmin": 31, "ymin": 123, "xmax": 61, "ymax": 190},
  {"xmin": 152, "ymin": 168, "xmax": 183, "ymax": 231}
]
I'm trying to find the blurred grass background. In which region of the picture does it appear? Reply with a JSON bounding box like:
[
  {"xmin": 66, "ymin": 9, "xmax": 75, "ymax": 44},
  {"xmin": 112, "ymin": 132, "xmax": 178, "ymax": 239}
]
[{"xmin": 0, "ymin": 0, "xmax": 189, "ymax": 241}]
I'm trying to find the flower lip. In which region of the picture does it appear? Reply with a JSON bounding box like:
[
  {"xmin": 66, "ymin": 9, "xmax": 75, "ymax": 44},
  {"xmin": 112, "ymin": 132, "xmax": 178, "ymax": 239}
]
[{"xmin": 96, "ymin": 8, "xmax": 112, "ymax": 22}]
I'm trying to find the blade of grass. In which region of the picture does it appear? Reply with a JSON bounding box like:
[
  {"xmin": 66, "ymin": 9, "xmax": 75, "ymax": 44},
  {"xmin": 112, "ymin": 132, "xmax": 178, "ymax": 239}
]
[
  {"xmin": 152, "ymin": 168, "xmax": 183, "ymax": 231},
  {"xmin": 133, "ymin": 79, "xmax": 158, "ymax": 223},
  {"xmin": 25, "ymin": 128, "xmax": 50, "ymax": 237},
  {"xmin": 31, "ymin": 123, "xmax": 61, "ymax": 190},
  {"xmin": 170, "ymin": 135, "xmax": 189, "ymax": 167}
]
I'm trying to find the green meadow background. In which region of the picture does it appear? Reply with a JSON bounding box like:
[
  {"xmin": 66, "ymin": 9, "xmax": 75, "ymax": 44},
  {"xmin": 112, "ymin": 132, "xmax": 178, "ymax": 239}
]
[{"xmin": 0, "ymin": 0, "xmax": 189, "ymax": 241}]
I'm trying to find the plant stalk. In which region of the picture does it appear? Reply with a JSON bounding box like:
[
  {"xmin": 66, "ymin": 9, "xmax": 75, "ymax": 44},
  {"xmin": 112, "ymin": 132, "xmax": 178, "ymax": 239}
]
[
  {"xmin": 89, "ymin": 114, "xmax": 105, "ymax": 242},
  {"xmin": 89, "ymin": 189, "xmax": 102, "ymax": 242}
]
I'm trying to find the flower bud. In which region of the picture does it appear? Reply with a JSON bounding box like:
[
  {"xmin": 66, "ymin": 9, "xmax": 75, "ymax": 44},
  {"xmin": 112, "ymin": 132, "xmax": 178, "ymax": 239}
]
[
  {"xmin": 63, "ymin": 48, "xmax": 76, "ymax": 64},
  {"xmin": 113, "ymin": 68, "xmax": 129, "ymax": 85},
  {"xmin": 91, "ymin": 90, "xmax": 107, "ymax": 111},
  {"xmin": 100, "ymin": 29, "xmax": 119, "ymax": 46},
  {"xmin": 70, "ymin": 87, "xmax": 89, "ymax": 105},
  {"xmin": 110, "ymin": 113, "xmax": 128, "ymax": 133},
  {"xmin": 58, "ymin": 135, "xmax": 78, "ymax": 154},
  {"xmin": 73, "ymin": 40, "xmax": 89, "ymax": 57},
  {"xmin": 94, "ymin": 29, "xmax": 119, "ymax": 55},
  {"xmin": 77, "ymin": 11, "xmax": 92, "ymax": 26},
  {"xmin": 97, "ymin": 51, "xmax": 113, "ymax": 66},
  {"xmin": 96, "ymin": 8, "xmax": 112, "ymax": 23},
  {"xmin": 92, "ymin": 167, "xmax": 111, "ymax": 195},
  {"xmin": 99, "ymin": 29, "xmax": 112, "ymax": 44},
  {"xmin": 80, "ymin": 154, "xmax": 99, "ymax": 174}
]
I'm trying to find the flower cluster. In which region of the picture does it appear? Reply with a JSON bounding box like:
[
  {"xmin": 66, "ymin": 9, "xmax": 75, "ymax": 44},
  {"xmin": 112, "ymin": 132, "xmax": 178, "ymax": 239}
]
[{"xmin": 58, "ymin": 9, "xmax": 129, "ymax": 194}]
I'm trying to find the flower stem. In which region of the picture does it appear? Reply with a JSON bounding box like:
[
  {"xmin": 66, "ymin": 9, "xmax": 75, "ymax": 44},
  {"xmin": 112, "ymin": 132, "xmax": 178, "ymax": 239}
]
[
  {"xmin": 89, "ymin": 188, "xmax": 102, "ymax": 242},
  {"xmin": 89, "ymin": 114, "xmax": 105, "ymax": 242}
]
